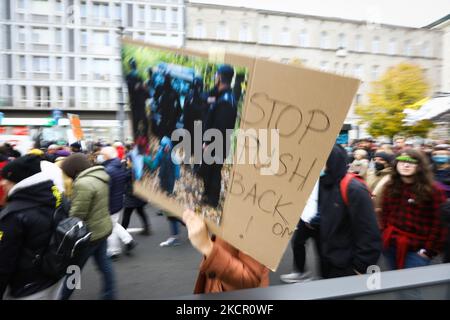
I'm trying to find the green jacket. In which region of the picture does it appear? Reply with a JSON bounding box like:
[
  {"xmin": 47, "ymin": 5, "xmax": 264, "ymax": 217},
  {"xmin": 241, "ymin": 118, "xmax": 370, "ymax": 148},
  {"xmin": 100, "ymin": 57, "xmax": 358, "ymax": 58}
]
[{"xmin": 70, "ymin": 166, "xmax": 113, "ymax": 242}]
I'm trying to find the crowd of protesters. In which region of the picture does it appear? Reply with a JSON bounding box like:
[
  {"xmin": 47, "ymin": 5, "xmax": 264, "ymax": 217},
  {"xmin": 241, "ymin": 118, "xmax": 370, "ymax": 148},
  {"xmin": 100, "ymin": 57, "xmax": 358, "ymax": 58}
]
[
  {"xmin": 0, "ymin": 133, "xmax": 449, "ymax": 299},
  {"xmin": 281, "ymin": 136, "xmax": 450, "ymax": 283}
]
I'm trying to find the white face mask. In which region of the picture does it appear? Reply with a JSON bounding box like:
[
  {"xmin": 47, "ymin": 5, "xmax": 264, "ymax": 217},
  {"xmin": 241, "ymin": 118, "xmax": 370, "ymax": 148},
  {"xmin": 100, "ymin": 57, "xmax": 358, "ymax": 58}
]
[{"xmin": 96, "ymin": 154, "xmax": 105, "ymax": 164}]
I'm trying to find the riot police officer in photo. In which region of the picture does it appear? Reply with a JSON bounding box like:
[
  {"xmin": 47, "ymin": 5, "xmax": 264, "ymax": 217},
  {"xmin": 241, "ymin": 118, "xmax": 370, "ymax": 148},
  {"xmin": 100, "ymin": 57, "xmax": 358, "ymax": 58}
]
[
  {"xmin": 183, "ymin": 76, "xmax": 208, "ymax": 157},
  {"xmin": 126, "ymin": 58, "xmax": 149, "ymax": 141},
  {"xmin": 155, "ymin": 74, "xmax": 182, "ymax": 139},
  {"xmin": 201, "ymin": 65, "xmax": 237, "ymax": 207}
]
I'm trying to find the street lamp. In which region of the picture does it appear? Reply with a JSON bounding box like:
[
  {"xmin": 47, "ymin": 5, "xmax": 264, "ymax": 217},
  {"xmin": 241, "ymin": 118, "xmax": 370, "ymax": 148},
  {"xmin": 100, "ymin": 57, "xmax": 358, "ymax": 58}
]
[{"xmin": 116, "ymin": 26, "xmax": 125, "ymax": 143}]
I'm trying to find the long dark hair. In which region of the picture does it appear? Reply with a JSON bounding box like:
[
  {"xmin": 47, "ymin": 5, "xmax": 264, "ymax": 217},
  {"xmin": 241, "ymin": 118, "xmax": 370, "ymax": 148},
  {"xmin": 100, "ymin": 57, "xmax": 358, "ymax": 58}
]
[{"xmin": 386, "ymin": 148, "xmax": 435, "ymax": 204}]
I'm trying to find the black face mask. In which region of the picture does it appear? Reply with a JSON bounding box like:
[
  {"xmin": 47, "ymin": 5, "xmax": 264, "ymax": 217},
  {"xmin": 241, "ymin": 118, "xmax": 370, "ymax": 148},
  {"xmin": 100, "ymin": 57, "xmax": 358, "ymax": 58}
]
[{"xmin": 374, "ymin": 162, "xmax": 385, "ymax": 172}]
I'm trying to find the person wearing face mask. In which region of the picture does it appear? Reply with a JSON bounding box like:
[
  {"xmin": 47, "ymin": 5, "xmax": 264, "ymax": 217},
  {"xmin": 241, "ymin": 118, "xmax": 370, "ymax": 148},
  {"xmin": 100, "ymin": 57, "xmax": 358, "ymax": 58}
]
[
  {"xmin": 380, "ymin": 149, "xmax": 447, "ymax": 270},
  {"xmin": 367, "ymin": 151, "xmax": 394, "ymax": 226},
  {"xmin": 431, "ymin": 144, "xmax": 450, "ymax": 199}
]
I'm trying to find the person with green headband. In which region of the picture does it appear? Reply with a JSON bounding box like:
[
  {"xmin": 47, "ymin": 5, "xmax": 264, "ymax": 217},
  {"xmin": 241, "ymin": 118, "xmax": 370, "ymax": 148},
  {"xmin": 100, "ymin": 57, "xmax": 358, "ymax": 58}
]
[{"xmin": 380, "ymin": 148, "xmax": 447, "ymax": 272}]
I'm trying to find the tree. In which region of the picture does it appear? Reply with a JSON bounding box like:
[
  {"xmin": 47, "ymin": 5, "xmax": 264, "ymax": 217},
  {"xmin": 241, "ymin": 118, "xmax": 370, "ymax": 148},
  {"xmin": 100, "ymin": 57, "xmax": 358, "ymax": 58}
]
[{"xmin": 355, "ymin": 63, "xmax": 434, "ymax": 138}]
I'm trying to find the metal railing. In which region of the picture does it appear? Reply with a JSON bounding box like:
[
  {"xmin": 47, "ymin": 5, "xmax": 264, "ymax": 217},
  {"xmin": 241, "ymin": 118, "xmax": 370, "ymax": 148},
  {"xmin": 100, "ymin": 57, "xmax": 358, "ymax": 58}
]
[{"xmin": 172, "ymin": 263, "xmax": 450, "ymax": 300}]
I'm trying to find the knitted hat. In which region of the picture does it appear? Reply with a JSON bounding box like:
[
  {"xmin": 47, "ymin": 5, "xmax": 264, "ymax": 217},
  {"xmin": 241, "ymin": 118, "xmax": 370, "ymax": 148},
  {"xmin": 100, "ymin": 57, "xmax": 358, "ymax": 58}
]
[
  {"xmin": 1, "ymin": 155, "xmax": 42, "ymax": 183},
  {"xmin": 60, "ymin": 153, "xmax": 92, "ymax": 179},
  {"xmin": 374, "ymin": 152, "xmax": 394, "ymax": 164}
]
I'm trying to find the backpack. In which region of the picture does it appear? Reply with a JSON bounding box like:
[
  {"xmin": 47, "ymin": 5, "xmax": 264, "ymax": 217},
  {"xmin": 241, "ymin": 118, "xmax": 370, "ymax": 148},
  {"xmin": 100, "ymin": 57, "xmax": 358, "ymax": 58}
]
[
  {"xmin": 340, "ymin": 172, "xmax": 371, "ymax": 206},
  {"xmin": 38, "ymin": 197, "xmax": 92, "ymax": 279}
]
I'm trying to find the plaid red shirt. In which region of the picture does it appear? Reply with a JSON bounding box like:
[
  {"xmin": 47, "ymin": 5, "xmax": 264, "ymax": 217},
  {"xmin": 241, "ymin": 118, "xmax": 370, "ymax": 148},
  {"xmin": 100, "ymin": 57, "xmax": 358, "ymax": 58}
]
[{"xmin": 381, "ymin": 182, "xmax": 447, "ymax": 255}]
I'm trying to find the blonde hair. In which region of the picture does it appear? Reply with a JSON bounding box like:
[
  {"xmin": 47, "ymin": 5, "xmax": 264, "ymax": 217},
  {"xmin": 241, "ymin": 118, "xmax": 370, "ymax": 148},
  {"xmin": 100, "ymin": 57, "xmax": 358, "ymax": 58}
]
[{"xmin": 354, "ymin": 149, "xmax": 368, "ymax": 159}]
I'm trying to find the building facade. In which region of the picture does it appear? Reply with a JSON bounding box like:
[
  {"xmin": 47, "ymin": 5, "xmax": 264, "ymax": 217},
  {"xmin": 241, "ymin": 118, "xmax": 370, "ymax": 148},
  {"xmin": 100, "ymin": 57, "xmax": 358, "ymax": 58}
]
[
  {"xmin": 0, "ymin": 0, "xmax": 185, "ymax": 141},
  {"xmin": 185, "ymin": 2, "xmax": 443, "ymax": 138},
  {"xmin": 425, "ymin": 14, "xmax": 450, "ymax": 94}
]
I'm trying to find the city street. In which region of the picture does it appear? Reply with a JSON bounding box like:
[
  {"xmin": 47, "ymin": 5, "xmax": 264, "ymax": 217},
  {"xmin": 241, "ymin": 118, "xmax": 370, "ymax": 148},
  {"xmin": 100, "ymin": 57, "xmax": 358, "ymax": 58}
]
[{"xmin": 72, "ymin": 204, "xmax": 315, "ymax": 300}]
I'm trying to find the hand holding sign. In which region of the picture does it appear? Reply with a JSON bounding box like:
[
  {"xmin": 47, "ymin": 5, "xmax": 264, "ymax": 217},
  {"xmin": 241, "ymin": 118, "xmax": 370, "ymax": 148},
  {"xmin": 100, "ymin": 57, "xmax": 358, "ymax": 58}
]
[{"xmin": 183, "ymin": 209, "xmax": 213, "ymax": 257}]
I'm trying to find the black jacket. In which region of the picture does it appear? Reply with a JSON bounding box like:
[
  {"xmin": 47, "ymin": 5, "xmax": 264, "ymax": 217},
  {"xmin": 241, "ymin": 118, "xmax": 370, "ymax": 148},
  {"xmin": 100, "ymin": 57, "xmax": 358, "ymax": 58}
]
[
  {"xmin": 103, "ymin": 158, "xmax": 127, "ymax": 215},
  {"xmin": 319, "ymin": 145, "xmax": 382, "ymax": 277},
  {"xmin": 124, "ymin": 167, "xmax": 147, "ymax": 209},
  {"xmin": 0, "ymin": 175, "xmax": 59, "ymax": 298},
  {"xmin": 204, "ymin": 88, "xmax": 237, "ymax": 161}
]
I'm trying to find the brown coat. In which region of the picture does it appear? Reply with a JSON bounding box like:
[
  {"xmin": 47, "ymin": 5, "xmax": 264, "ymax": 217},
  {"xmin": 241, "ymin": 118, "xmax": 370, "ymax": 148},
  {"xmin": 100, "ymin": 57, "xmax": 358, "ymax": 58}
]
[{"xmin": 194, "ymin": 237, "xmax": 270, "ymax": 294}]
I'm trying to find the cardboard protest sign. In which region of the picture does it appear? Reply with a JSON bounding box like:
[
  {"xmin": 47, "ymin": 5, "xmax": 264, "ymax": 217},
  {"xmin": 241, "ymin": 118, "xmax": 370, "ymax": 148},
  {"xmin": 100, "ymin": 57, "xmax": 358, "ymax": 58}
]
[
  {"xmin": 221, "ymin": 59, "xmax": 360, "ymax": 270},
  {"xmin": 67, "ymin": 113, "xmax": 84, "ymax": 141},
  {"xmin": 124, "ymin": 39, "xmax": 359, "ymax": 270}
]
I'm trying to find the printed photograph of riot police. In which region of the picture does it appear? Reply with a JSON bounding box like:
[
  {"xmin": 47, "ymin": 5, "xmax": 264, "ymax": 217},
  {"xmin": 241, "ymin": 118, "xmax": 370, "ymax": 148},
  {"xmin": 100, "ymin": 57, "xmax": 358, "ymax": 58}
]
[{"xmin": 121, "ymin": 43, "xmax": 248, "ymax": 225}]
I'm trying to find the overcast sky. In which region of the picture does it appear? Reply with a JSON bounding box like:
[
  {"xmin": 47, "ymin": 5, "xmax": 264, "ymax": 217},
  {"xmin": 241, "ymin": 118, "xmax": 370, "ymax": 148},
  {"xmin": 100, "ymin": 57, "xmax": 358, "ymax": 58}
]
[{"xmin": 191, "ymin": 0, "xmax": 450, "ymax": 28}]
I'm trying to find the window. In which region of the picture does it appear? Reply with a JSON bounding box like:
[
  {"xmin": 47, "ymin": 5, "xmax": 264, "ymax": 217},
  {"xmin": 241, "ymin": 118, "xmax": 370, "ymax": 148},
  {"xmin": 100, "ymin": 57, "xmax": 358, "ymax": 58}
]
[
  {"xmin": 80, "ymin": 87, "xmax": 88, "ymax": 101},
  {"xmin": 405, "ymin": 40, "xmax": 412, "ymax": 56},
  {"xmin": 93, "ymin": 31, "xmax": 109, "ymax": 46},
  {"xmin": 18, "ymin": 26, "xmax": 26, "ymax": 42},
  {"xmin": 372, "ymin": 65, "xmax": 379, "ymax": 80},
  {"xmin": 33, "ymin": 56, "xmax": 50, "ymax": 72},
  {"xmin": 160, "ymin": 8, "xmax": 166, "ymax": 23},
  {"xmin": 216, "ymin": 21, "xmax": 228, "ymax": 40},
  {"xmin": 95, "ymin": 87, "xmax": 109, "ymax": 102},
  {"xmin": 354, "ymin": 64, "xmax": 363, "ymax": 78},
  {"xmin": 334, "ymin": 62, "xmax": 339, "ymax": 71},
  {"xmin": 320, "ymin": 61, "xmax": 328, "ymax": 71},
  {"xmin": 137, "ymin": 32, "xmax": 145, "ymax": 41},
  {"xmin": 32, "ymin": 27, "xmax": 50, "ymax": 44},
  {"xmin": 138, "ymin": 5, "xmax": 145, "ymax": 22},
  {"xmin": 56, "ymin": 57, "xmax": 63, "ymax": 73},
  {"xmin": 260, "ymin": 26, "xmax": 271, "ymax": 44},
  {"xmin": 388, "ymin": 38, "xmax": 396, "ymax": 55},
  {"xmin": 114, "ymin": 4, "xmax": 121, "ymax": 20},
  {"xmin": 55, "ymin": 28, "xmax": 62, "ymax": 44},
  {"xmin": 299, "ymin": 30, "xmax": 309, "ymax": 47},
  {"xmin": 80, "ymin": 30, "xmax": 88, "ymax": 46},
  {"xmin": 56, "ymin": 87, "xmax": 63, "ymax": 101},
  {"xmin": 171, "ymin": 8, "xmax": 178, "ymax": 23},
  {"xmin": 151, "ymin": 7, "xmax": 157, "ymax": 22},
  {"xmin": 93, "ymin": 58, "xmax": 109, "ymax": 79},
  {"xmin": 194, "ymin": 20, "xmax": 205, "ymax": 38},
  {"xmin": 80, "ymin": 2, "xmax": 87, "ymax": 18},
  {"xmin": 20, "ymin": 86, "xmax": 26, "ymax": 100},
  {"xmin": 55, "ymin": 0, "xmax": 62, "ymax": 12},
  {"xmin": 355, "ymin": 94, "xmax": 361, "ymax": 105},
  {"xmin": 281, "ymin": 28, "xmax": 290, "ymax": 45},
  {"xmin": 239, "ymin": 23, "xmax": 250, "ymax": 42},
  {"xmin": 320, "ymin": 31, "xmax": 328, "ymax": 49},
  {"xmin": 80, "ymin": 58, "xmax": 88, "ymax": 74},
  {"xmin": 19, "ymin": 55, "xmax": 26, "ymax": 72},
  {"xmin": 34, "ymin": 86, "xmax": 50, "ymax": 107},
  {"xmin": 93, "ymin": 2, "xmax": 109, "ymax": 19},
  {"xmin": 355, "ymin": 35, "xmax": 363, "ymax": 52},
  {"xmin": 17, "ymin": 0, "xmax": 25, "ymax": 9},
  {"xmin": 342, "ymin": 63, "xmax": 348, "ymax": 75},
  {"xmin": 338, "ymin": 33, "xmax": 346, "ymax": 49},
  {"xmin": 372, "ymin": 37, "xmax": 380, "ymax": 54}
]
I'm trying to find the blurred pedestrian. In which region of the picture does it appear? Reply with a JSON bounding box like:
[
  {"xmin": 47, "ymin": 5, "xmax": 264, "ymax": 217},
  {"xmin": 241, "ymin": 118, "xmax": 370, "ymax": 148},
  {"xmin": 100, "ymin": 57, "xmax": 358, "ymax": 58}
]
[
  {"xmin": 121, "ymin": 157, "xmax": 151, "ymax": 236},
  {"xmin": 60, "ymin": 153, "xmax": 115, "ymax": 300},
  {"xmin": 431, "ymin": 144, "xmax": 450, "ymax": 199},
  {"xmin": 0, "ymin": 155, "xmax": 65, "ymax": 299},
  {"xmin": 348, "ymin": 148, "xmax": 369, "ymax": 180},
  {"xmin": 101, "ymin": 147, "xmax": 136, "ymax": 259},
  {"xmin": 319, "ymin": 144, "xmax": 381, "ymax": 278}
]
